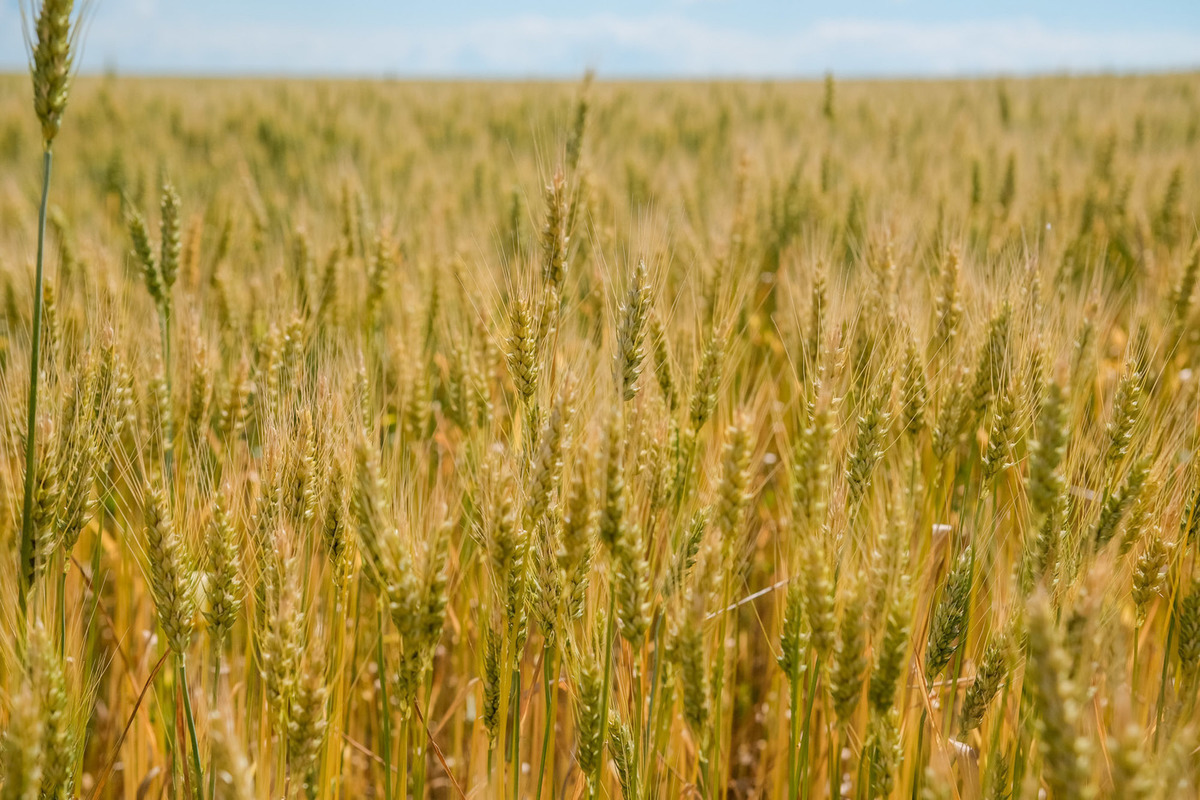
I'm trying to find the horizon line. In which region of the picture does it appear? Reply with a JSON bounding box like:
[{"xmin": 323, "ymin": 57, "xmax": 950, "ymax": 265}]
[{"xmin": 3, "ymin": 66, "xmax": 1199, "ymax": 83}]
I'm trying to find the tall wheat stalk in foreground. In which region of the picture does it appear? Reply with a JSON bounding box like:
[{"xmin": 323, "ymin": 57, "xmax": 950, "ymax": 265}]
[{"xmin": 17, "ymin": 0, "xmax": 81, "ymax": 621}]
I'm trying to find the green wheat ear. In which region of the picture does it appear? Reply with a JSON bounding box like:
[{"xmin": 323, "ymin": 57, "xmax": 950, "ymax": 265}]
[{"xmin": 28, "ymin": 0, "xmax": 79, "ymax": 149}]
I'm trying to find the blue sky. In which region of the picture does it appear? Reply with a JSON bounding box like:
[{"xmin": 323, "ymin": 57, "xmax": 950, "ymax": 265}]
[{"xmin": 3, "ymin": 1, "xmax": 1200, "ymax": 78}]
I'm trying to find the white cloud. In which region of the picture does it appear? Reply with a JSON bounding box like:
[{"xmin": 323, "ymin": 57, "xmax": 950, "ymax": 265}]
[{"xmin": 2, "ymin": 8, "xmax": 1199, "ymax": 77}]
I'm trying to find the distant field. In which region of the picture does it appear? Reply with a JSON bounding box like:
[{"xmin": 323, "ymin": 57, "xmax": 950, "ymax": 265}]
[{"xmin": 1, "ymin": 71, "xmax": 1200, "ymax": 800}]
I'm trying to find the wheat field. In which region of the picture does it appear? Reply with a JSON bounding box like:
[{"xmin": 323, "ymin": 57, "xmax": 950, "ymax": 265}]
[{"xmin": 2, "ymin": 8, "xmax": 1200, "ymax": 800}]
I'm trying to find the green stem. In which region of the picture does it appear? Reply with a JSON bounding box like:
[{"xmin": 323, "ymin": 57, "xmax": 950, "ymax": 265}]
[
  {"xmin": 643, "ymin": 613, "xmax": 664, "ymax": 763},
  {"xmin": 347, "ymin": 579, "xmax": 365, "ymax": 714},
  {"xmin": 536, "ymin": 645, "xmax": 557, "ymax": 800},
  {"xmin": 377, "ymin": 610, "xmax": 393, "ymax": 800},
  {"xmin": 828, "ymin": 721, "xmax": 838, "ymax": 800},
  {"xmin": 909, "ymin": 708, "xmax": 928, "ymax": 800},
  {"xmin": 650, "ymin": 654, "xmax": 675, "ymax": 797},
  {"xmin": 1132, "ymin": 624, "xmax": 1141, "ymax": 689},
  {"xmin": 858, "ymin": 741, "xmax": 870, "ymax": 800},
  {"xmin": 159, "ymin": 307, "xmax": 175, "ymax": 487},
  {"xmin": 787, "ymin": 673, "xmax": 801, "ymax": 800},
  {"xmin": 711, "ymin": 626, "xmax": 727, "ymax": 797},
  {"xmin": 798, "ymin": 658, "xmax": 820, "ymax": 800},
  {"xmin": 1010, "ymin": 662, "xmax": 1035, "ymax": 796},
  {"xmin": 1154, "ymin": 612, "xmax": 1176, "ymax": 747},
  {"xmin": 511, "ymin": 665, "xmax": 521, "ymax": 800},
  {"xmin": 57, "ymin": 565, "xmax": 66, "ymax": 658},
  {"xmin": 413, "ymin": 678, "xmax": 432, "ymax": 800},
  {"xmin": 208, "ymin": 634, "xmax": 223, "ymax": 702},
  {"xmin": 208, "ymin": 639, "xmax": 222, "ymax": 800},
  {"xmin": 594, "ymin": 594, "xmax": 617, "ymax": 800},
  {"xmin": 495, "ymin": 630, "xmax": 512, "ymax": 798},
  {"xmin": 709, "ymin": 568, "xmax": 737, "ymax": 796},
  {"xmin": 178, "ymin": 656, "xmax": 205, "ymax": 800},
  {"xmin": 18, "ymin": 147, "xmax": 53, "ymax": 622},
  {"xmin": 85, "ymin": 487, "xmax": 107, "ymax": 678},
  {"xmin": 632, "ymin": 646, "xmax": 646, "ymax": 800},
  {"xmin": 397, "ymin": 718, "xmax": 409, "ymax": 800}
]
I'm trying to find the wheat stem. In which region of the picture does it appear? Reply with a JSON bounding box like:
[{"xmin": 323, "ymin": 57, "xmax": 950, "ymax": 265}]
[
  {"xmin": 535, "ymin": 644, "xmax": 557, "ymax": 800},
  {"xmin": 377, "ymin": 610, "xmax": 393, "ymax": 800},
  {"xmin": 18, "ymin": 147, "xmax": 53, "ymax": 622},
  {"xmin": 178, "ymin": 656, "xmax": 205, "ymax": 800},
  {"xmin": 594, "ymin": 593, "xmax": 617, "ymax": 800},
  {"xmin": 510, "ymin": 666, "xmax": 521, "ymax": 800}
]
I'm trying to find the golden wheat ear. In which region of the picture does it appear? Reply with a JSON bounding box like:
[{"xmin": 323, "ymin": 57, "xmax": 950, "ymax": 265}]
[{"xmin": 0, "ymin": 675, "xmax": 43, "ymax": 800}]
